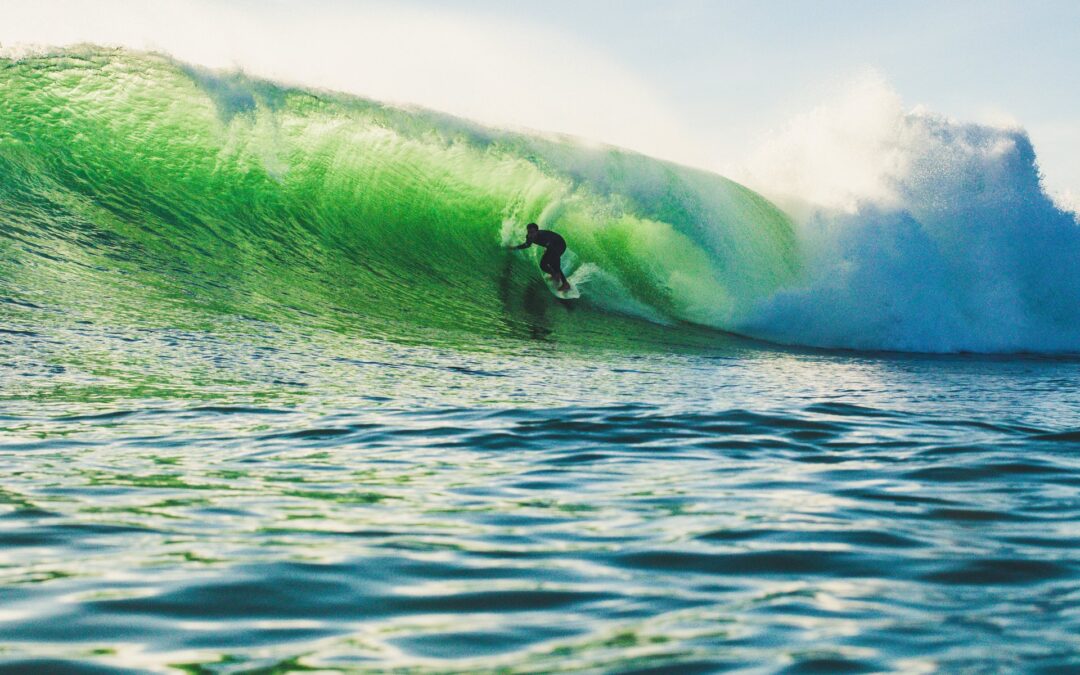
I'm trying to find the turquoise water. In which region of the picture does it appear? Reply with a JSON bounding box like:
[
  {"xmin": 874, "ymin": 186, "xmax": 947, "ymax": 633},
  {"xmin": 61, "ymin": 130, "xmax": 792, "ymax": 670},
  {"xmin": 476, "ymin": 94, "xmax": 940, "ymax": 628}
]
[{"xmin": 2, "ymin": 48, "xmax": 1079, "ymax": 673}]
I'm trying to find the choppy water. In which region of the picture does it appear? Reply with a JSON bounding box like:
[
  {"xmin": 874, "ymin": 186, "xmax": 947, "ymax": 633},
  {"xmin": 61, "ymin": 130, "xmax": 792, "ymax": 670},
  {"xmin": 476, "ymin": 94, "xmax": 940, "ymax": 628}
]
[{"xmin": 3, "ymin": 312, "xmax": 1080, "ymax": 673}]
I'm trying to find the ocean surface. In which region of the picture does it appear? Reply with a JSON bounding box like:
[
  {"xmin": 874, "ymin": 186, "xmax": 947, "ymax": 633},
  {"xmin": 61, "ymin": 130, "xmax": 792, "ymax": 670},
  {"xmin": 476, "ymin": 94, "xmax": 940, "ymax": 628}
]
[{"xmin": 2, "ymin": 49, "xmax": 1079, "ymax": 673}]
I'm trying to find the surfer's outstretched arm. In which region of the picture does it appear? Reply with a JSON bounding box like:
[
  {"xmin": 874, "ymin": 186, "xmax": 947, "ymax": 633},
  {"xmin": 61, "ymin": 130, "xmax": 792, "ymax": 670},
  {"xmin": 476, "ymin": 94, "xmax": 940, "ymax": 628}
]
[{"xmin": 511, "ymin": 229, "xmax": 536, "ymax": 250}]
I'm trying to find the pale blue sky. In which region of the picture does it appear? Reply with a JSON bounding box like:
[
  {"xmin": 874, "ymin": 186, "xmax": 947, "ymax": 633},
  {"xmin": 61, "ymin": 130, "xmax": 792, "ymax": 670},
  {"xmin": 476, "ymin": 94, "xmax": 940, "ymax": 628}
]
[
  {"xmin": 384, "ymin": 0, "xmax": 1080, "ymax": 193},
  {"xmin": 6, "ymin": 0, "xmax": 1079, "ymax": 195}
]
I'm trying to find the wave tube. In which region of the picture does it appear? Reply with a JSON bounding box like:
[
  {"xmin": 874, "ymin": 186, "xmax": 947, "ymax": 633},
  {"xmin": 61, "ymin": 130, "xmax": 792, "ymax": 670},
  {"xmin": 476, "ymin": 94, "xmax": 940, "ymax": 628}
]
[{"xmin": 0, "ymin": 48, "xmax": 797, "ymax": 346}]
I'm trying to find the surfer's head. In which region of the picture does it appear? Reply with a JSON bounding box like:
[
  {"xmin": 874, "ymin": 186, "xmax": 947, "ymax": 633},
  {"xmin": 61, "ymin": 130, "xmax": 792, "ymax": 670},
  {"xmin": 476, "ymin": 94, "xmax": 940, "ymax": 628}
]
[{"xmin": 526, "ymin": 222, "xmax": 539, "ymax": 232}]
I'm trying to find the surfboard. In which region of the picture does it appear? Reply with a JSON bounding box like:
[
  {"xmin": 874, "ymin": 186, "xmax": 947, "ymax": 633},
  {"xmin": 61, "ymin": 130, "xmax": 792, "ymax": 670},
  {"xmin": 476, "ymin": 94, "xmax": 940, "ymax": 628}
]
[
  {"xmin": 544, "ymin": 263, "xmax": 599, "ymax": 300},
  {"xmin": 545, "ymin": 276, "xmax": 580, "ymax": 299}
]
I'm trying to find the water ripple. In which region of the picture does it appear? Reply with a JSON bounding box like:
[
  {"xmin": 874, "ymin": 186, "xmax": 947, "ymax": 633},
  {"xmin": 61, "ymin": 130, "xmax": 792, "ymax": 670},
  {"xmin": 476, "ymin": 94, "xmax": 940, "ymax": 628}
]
[{"xmin": 1, "ymin": 357, "xmax": 1079, "ymax": 671}]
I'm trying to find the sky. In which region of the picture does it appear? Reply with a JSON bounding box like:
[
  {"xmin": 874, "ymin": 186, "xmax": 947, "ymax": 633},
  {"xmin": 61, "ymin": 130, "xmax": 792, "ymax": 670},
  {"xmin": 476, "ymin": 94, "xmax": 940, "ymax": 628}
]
[{"xmin": 3, "ymin": 0, "xmax": 1079, "ymax": 198}]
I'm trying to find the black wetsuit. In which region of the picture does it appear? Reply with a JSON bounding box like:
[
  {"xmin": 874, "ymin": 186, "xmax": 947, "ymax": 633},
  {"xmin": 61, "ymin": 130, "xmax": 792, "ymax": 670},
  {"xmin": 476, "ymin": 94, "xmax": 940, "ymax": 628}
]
[{"xmin": 514, "ymin": 229, "xmax": 567, "ymax": 280}]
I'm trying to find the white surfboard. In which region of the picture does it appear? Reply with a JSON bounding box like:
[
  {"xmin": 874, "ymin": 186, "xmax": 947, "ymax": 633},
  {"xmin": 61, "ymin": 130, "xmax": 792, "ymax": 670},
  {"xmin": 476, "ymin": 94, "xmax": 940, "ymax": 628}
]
[
  {"xmin": 544, "ymin": 263, "xmax": 599, "ymax": 300},
  {"xmin": 546, "ymin": 277, "xmax": 580, "ymax": 299}
]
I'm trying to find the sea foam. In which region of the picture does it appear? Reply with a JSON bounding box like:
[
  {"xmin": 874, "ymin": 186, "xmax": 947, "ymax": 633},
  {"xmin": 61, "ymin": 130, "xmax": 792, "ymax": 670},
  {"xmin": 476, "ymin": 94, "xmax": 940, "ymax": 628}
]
[{"xmin": 736, "ymin": 76, "xmax": 1080, "ymax": 353}]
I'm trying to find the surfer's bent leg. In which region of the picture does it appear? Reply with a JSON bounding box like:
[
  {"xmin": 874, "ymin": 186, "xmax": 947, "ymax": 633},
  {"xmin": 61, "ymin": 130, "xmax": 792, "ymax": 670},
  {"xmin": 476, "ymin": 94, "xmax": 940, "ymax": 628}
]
[
  {"xmin": 540, "ymin": 249, "xmax": 561, "ymax": 278},
  {"xmin": 541, "ymin": 247, "xmax": 569, "ymax": 289}
]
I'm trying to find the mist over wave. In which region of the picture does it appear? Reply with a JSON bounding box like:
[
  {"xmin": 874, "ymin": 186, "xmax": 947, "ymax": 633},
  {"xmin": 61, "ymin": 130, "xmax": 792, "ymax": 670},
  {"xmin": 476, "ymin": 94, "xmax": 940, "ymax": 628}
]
[{"xmin": 737, "ymin": 76, "xmax": 1080, "ymax": 353}]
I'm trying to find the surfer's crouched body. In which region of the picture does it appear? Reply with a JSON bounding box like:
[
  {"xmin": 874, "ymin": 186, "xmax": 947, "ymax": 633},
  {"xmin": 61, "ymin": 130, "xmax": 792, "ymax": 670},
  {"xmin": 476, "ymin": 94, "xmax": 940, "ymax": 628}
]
[{"xmin": 512, "ymin": 223, "xmax": 571, "ymax": 292}]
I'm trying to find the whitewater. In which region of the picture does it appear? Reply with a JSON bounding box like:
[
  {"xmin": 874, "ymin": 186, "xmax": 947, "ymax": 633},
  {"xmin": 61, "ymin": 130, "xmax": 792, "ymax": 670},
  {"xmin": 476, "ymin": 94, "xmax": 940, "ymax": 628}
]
[{"xmin": 2, "ymin": 47, "xmax": 1079, "ymax": 673}]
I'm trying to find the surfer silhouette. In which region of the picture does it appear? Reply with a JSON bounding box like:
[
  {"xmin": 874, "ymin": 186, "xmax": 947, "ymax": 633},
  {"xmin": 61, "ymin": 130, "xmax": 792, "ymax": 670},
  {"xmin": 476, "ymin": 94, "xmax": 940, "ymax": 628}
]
[{"xmin": 511, "ymin": 223, "xmax": 571, "ymax": 292}]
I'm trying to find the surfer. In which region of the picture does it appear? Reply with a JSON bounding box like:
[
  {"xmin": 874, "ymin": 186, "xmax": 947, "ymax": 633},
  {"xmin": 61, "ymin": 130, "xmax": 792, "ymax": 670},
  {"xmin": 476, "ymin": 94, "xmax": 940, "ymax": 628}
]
[{"xmin": 511, "ymin": 223, "xmax": 571, "ymax": 292}]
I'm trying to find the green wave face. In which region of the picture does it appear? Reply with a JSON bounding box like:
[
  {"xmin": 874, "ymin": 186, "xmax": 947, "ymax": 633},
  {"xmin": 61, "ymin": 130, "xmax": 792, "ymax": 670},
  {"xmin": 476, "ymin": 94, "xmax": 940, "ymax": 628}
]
[{"xmin": 0, "ymin": 48, "xmax": 798, "ymax": 346}]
